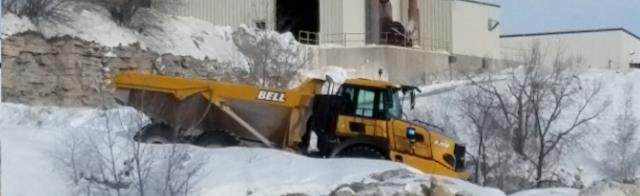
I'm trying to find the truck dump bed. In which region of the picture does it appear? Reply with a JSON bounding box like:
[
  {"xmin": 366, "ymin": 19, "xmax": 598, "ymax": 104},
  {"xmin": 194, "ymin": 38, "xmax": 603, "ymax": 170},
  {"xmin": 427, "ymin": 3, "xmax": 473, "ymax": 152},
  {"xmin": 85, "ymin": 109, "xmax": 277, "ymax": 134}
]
[{"xmin": 113, "ymin": 71, "xmax": 324, "ymax": 147}]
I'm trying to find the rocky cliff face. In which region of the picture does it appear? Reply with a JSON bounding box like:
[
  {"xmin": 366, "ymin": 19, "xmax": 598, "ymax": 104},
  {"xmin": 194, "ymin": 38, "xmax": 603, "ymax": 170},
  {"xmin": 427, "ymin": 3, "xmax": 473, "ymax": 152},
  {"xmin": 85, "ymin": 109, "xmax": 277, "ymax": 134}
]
[{"xmin": 1, "ymin": 32, "xmax": 248, "ymax": 107}]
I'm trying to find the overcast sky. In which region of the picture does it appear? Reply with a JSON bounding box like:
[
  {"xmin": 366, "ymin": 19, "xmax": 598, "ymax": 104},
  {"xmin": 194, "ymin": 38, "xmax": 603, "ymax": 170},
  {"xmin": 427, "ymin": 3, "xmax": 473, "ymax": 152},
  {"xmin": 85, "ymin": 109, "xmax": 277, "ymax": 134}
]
[{"xmin": 488, "ymin": 0, "xmax": 640, "ymax": 36}]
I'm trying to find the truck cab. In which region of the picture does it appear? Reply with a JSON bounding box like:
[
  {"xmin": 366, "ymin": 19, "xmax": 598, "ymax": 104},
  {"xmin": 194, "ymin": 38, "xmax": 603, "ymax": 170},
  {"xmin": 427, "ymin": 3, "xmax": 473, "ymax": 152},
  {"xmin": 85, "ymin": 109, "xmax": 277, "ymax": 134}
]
[{"xmin": 308, "ymin": 79, "xmax": 467, "ymax": 178}]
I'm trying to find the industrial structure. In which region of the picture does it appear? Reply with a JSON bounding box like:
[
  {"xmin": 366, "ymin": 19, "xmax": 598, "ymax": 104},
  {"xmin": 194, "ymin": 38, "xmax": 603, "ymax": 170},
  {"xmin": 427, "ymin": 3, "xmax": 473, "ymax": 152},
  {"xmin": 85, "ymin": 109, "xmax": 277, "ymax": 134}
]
[
  {"xmin": 171, "ymin": 0, "xmax": 502, "ymax": 85},
  {"xmin": 501, "ymin": 28, "xmax": 640, "ymax": 70},
  {"xmin": 169, "ymin": 0, "xmax": 640, "ymax": 83}
]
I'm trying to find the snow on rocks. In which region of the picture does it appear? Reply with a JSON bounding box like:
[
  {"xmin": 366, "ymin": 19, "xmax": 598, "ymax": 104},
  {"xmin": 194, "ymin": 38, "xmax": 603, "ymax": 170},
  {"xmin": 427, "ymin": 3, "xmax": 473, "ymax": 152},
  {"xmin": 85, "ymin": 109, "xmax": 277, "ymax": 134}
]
[
  {"xmin": 2, "ymin": 2, "xmax": 308, "ymax": 70},
  {"xmin": 298, "ymin": 65, "xmax": 356, "ymax": 84},
  {"xmin": 130, "ymin": 9, "xmax": 248, "ymax": 68},
  {"xmin": 509, "ymin": 181, "xmax": 640, "ymax": 196},
  {"xmin": 2, "ymin": 4, "xmax": 138, "ymax": 47},
  {"xmin": 510, "ymin": 188, "xmax": 579, "ymax": 196}
]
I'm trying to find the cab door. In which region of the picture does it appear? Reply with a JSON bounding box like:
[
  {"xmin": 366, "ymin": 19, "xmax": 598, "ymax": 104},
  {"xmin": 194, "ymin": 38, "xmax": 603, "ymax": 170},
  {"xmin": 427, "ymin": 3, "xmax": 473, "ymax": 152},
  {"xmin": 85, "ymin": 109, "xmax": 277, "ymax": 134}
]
[
  {"xmin": 335, "ymin": 86, "xmax": 388, "ymax": 138},
  {"xmin": 388, "ymin": 120, "xmax": 432, "ymax": 159}
]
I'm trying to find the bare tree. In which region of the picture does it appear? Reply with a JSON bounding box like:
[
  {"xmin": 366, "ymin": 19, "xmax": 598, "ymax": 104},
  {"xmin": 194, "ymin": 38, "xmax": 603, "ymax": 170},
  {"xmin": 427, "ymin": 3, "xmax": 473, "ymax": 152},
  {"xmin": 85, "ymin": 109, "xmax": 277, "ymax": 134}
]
[
  {"xmin": 467, "ymin": 41, "xmax": 607, "ymax": 188},
  {"xmin": 458, "ymin": 87, "xmax": 501, "ymax": 185},
  {"xmin": 54, "ymin": 110, "xmax": 207, "ymax": 196},
  {"xmin": 53, "ymin": 62, "xmax": 206, "ymax": 196},
  {"xmin": 527, "ymin": 63, "xmax": 604, "ymax": 187},
  {"xmin": 232, "ymin": 26, "xmax": 312, "ymax": 88},
  {"xmin": 602, "ymin": 83, "xmax": 640, "ymax": 183}
]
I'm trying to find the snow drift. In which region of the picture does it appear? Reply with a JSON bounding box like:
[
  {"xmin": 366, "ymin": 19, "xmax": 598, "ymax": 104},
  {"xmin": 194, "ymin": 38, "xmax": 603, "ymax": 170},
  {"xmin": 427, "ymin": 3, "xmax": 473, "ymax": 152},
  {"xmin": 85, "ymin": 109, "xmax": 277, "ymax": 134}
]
[{"xmin": 0, "ymin": 103, "xmax": 505, "ymax": 196}]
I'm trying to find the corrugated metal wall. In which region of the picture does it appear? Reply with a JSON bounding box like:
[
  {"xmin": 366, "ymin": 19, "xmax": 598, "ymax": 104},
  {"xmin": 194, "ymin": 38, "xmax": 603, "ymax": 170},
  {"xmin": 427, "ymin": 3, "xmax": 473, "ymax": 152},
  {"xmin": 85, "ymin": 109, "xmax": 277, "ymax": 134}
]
[
  {"xmin": 171, "ymin": 0, "xmax": 452, "ymax": 52},
  {"xmin": 319, "ymin": 0, "xmax": 344, "ymax": 43},
  {"xmin": 174, "ymin": 0, "xmax": 275, "ymax": 29},
  {"xmin": 420, "ymin": 0, "xmax": 452, "ymax": 52}
]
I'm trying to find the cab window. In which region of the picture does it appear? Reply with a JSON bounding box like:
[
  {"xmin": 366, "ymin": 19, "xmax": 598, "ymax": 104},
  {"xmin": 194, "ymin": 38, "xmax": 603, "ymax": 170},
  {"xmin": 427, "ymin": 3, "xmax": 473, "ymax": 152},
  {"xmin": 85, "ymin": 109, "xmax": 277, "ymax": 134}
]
[
  {"xmin": 339, "ymin": 85, "xmax": 385, "ymax": 118},
  {"xmin": 384, "ymin": 89, "xmax": 402, "ymax": 119},
  {"xmin": 356, "ymin": 89, "xmax": 376, "ymax": 117}
]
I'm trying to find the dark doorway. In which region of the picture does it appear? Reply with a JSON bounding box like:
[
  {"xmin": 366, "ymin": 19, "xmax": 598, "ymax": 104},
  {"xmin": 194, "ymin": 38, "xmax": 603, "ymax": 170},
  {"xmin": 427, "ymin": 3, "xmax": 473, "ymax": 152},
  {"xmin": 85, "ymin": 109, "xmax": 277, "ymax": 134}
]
[{"xmin": 276, "ymin": 0, "xmax": 320, "ymax": 44}]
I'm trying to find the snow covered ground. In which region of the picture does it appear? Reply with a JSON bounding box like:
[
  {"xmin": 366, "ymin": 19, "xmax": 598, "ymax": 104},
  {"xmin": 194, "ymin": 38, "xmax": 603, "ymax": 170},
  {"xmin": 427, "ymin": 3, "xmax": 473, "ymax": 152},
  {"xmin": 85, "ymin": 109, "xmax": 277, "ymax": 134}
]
[{"xmin": 0, "ymin": 103, "xmax": 505, "ymax": 196}]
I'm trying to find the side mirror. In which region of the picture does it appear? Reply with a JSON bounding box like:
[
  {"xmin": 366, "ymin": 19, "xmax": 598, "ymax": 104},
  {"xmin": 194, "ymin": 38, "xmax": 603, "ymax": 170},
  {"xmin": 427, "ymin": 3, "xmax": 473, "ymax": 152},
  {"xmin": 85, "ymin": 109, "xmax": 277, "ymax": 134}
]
[
  {"xmin": 401, "ymin": 85, "xmax": 420, "ymax": 110},
  {"xmin": 410, "ymin": 90, "xmax": 416, "ymax": 110},
  {"xmin": 406, "ymin": 127, "xmax": 417, "ymax": 143}
]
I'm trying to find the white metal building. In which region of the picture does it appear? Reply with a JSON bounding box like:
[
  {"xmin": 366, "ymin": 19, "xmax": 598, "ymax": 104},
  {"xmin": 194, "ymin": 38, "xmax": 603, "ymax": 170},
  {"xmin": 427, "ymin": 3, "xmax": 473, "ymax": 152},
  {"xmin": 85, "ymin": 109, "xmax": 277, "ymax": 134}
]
[
  {"xmin": 501, "ymin": 28, "xmax": 640, "ymax": 70},
  {"xmin": 451, "ymin": 0, "xmax": 501, "ymax": 59},
  {"xmin": 170, "ymin": 0, "xmax": 503, "ymax": 84},
  {"xmin": 173, "ymin": 0, "xmax": 275, "ymax": 30},
  {"xmin": 172, "ymin": 0, "xmax": 457, "ymax": 51}
]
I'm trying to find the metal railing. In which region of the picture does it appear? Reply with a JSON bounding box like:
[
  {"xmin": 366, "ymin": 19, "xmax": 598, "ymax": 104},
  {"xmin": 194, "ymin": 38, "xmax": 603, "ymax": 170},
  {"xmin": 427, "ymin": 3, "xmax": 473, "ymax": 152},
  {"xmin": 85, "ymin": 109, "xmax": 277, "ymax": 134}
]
[
  {"xmin": 298, "ymin": 30, "xmax": 451, "ymax": 52},
  {"xmin": 324, "ymin": 32, "xmax": 416, "ymax": 47}
]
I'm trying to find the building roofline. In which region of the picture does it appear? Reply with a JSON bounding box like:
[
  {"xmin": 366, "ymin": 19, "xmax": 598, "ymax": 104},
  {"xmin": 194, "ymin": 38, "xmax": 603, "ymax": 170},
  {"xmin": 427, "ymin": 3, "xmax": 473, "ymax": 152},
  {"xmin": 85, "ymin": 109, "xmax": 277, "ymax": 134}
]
[
  {"xmin": 457, "ymin": 0, "xmax": 501, "ymax": 8},
  {"xmin": 500, "ymin": 28, "xmax": 640, "ymax": 41}
]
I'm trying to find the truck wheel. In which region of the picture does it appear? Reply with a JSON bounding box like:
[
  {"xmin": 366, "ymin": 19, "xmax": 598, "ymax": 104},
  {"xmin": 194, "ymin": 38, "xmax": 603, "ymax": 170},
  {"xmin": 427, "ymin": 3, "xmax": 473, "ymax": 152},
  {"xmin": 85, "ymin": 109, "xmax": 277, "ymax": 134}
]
[
  {"xmin": 334, "ymin": 145, "xmax": 388, "ymax": 160},
  {"xmin": 194, "ymin": 130, "xmax": 241, "ymax": 148},
  {"xmin": 135, "ymin": 123, "xmax": 175, "ymax": 144}
]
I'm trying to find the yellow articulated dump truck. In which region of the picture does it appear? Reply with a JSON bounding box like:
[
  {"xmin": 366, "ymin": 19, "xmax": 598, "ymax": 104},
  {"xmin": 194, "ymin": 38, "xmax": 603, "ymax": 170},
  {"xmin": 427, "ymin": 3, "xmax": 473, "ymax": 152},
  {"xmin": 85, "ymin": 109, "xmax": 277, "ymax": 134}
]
[{"xmin": 113, "ymin": 71, "xmax": 468, "ymax": 178}]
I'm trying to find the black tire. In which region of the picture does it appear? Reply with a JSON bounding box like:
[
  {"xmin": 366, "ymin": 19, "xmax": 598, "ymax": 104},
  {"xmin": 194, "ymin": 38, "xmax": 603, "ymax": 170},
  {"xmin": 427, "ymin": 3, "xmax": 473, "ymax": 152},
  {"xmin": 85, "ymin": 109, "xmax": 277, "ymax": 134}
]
[
  {"xmin": 194, "ymin": 130, "xmax": 241, "ymax": 148},
  {"xmin": 135, "ymin": 123, "xmax": 176, "ymax": 144},
  {"xmin": 334, "ymin": 145, "xmax": 388, "ymax": 160}
]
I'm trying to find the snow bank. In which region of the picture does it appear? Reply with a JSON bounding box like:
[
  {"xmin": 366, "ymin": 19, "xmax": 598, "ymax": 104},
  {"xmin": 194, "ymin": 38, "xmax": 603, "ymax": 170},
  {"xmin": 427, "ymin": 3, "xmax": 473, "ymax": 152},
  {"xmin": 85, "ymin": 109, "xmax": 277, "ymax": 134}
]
[
  {"xmin": 2, "ymin": 6, "xmax": 138, "ymax": 48},
  {"xmin": 0, "ymin": 103, "xmax": 505, "ymax": 196},
  {"xmin": 298, "ymin": 65, "xmax": 355, "ymax": 84},
  {"xmin": 130, "ymin": 10, "xmax": 247, "ymax": 67},
  {"xmin": 510, "ymin": 188, "xmax": 579, "ymax": 196},
  {"xmin": 578, "ymin": 180, "xmax": 640, "ymax": 196}
]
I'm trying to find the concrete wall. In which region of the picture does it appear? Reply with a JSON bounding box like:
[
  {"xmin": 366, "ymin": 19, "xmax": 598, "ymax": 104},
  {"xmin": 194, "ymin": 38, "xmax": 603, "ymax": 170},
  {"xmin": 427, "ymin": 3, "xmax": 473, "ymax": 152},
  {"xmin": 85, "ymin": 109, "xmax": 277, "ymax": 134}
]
[
  {"xmin": 452, "ymin": 0, "xmax": 500, "ymax": 58},
  {"xmin": 501, "ymin": 31, "xmax": 629, "ymax": 70},
  {"xmin": 311, "ymin": 46, "xmax": 450, "ymax": 85},
  {"xmin": 173, "ymin": 0, "xmax": 275, "ymax": 29}
]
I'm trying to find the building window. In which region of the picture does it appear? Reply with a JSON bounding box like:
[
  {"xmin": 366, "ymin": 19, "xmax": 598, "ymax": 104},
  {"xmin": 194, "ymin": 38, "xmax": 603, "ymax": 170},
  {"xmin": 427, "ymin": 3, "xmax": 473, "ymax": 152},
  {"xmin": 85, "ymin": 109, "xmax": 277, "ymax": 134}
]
[{"xmin": 631, "ymin": 63, "xmax": 640, "ymax": 69}]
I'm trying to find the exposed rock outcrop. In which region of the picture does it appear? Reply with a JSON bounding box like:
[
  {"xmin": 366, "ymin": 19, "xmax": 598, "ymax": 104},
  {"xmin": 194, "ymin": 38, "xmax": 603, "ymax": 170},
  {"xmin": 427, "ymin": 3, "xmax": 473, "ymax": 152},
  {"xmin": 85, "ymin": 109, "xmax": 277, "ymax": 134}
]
[
  {"xmin": 1, "ymin": 32, "xmax": 247, "ymax": 107},
  {"xmin": 328, "ymin": 169, "xmax": 456, "ymax": 196}
]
